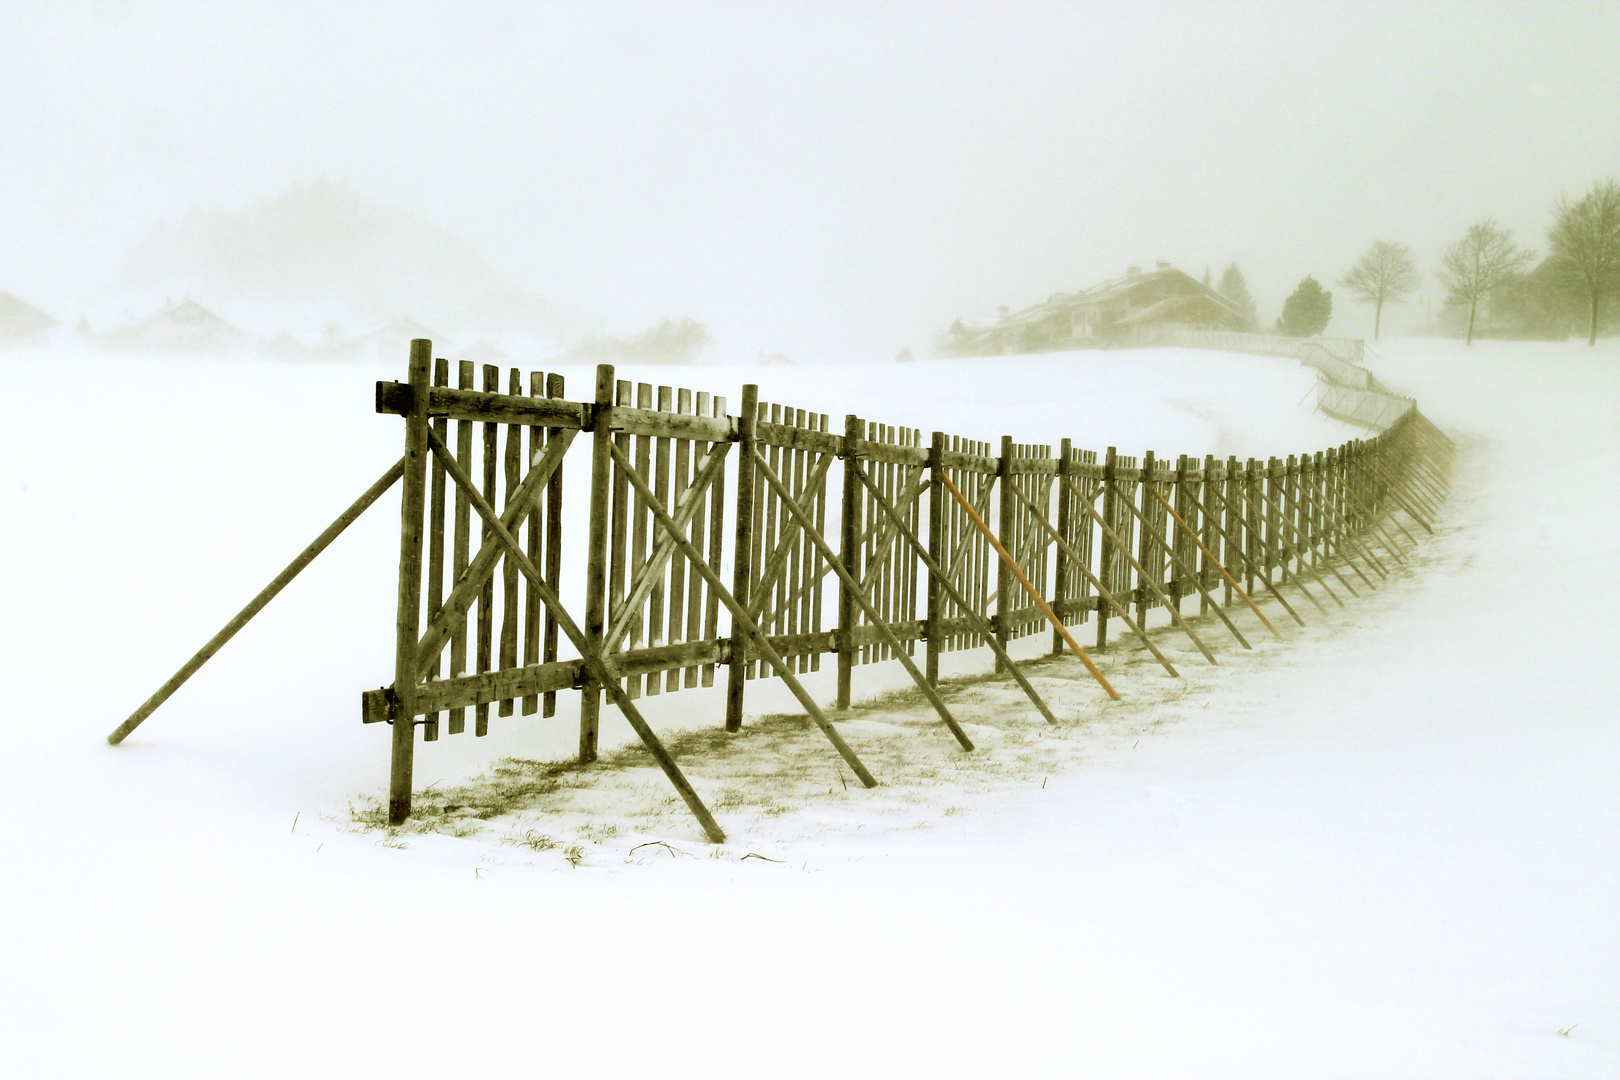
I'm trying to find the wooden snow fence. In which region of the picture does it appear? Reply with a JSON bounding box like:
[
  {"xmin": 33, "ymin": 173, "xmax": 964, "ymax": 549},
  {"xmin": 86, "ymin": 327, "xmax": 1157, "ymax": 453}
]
[{"xmin": 108, "ymin": 340, "xmax": 1455, "ymax": 843}]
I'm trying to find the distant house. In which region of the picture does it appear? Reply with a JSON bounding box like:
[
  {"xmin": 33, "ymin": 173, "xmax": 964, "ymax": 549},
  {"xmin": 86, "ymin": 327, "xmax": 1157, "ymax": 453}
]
[
  {"xmin": 260, "ymin": 331, "xmax": 314, "ymax": 361},
  {"xmin": 108, "ymin": 298, "xmax": 243, "ymax": 355},
  {"xmin": 945, "ymin": 263, "xmax": 1248, "ymax": 356},
  {"xmin": 332, "ymin": 316, "xmax": 444, "ymax": 363},
  {"xmin": 0, "ymin": 291, "xmax": 60, "ymax": 346}
]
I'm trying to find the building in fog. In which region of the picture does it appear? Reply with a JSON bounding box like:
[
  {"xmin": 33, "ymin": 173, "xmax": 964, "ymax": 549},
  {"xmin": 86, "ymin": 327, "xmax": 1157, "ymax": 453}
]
[
  {"xmin": 107, "ymin": 298, "xmax": 243, "ymax": 355},
  {"xmin": 945, "ymin": 263, "xmax": 1248, "ymax": 356},
  {"xmin": 0, "ymin": 291, "xmax": 60, "ymax": 346},
  {"xmin": 331, "ymin": 316, "xmax": 444, "ymax": 363}
]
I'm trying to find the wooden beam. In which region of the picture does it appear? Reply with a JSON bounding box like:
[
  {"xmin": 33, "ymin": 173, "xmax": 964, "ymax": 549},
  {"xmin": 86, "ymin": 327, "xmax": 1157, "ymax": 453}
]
[
  {"xmin": 1184, "ymin": 480, "xmax": 1298, "ymax": 634},
  {"xmin": 428, "ymin": 415, "xmax": 727, "ymax": 843},
  {"xmin": 609, "ymin": 439, "xmax": 880, "ymax": 787},
  {"xmin": 1146, "ymin": 484, "xmax": 1283, "ymax": 639},
  {"xmin": 107, "ymin": 456, "xmax": 406, "ymax": 746},
  {"xmin": 1241, "ymin": 472, "xmax": 1334, "ymax": 616},
  {"xmin": 388, "ymin": 340, "xmax": 433, "ymax": 824},
  {"xmin": 945, "ymin": 474, "xmax": 1120, "ymax": 700},
  {"xmin": 854, "ymin": 460, "xmax": 1062, "ymax": 726},
  {"xmin": 1005, "ymin": 480, "xmax": 1180, "ymax": 678},
  {"xmin": 377, "ymin": 381, "xmax": 587, "ymax": 429},
  {"xmin": 602, "ymin": 440, "xmax": 733, "ymax": 652},
  {"xmin": 412, "ymin": 426, "xmax": 577, "ymax": 681},
  {"xmin": 754, "ymin": 453, "xmax": 976, "ymax": 750},
  {"xmin": 725, "ymin": 384, "xmax": 758, "ymax": 731},
  {"xmin": 1065, "ymin": 475, "xmax": 1231, "ymax": 658}
]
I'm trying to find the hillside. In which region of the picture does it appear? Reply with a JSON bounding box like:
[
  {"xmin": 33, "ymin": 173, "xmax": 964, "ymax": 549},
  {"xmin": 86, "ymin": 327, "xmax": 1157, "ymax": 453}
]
[{"xmin": 113, "ymin": 177, "xmax": 579, "ymax": 340}]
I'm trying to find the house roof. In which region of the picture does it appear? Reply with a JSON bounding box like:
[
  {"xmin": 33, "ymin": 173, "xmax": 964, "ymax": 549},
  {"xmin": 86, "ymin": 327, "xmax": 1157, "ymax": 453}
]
[
  {"xmin": 0, "ymin": 291, "xmax": 60, "ymax": 334},
  {"xmin": 1116, "ymin": 293, "xmax": 1246, "ymax": 327},
  {"xmin": 131, "ymin": 298, "xmax": 241, "ymax": 335},
  {"xmin": 1070, "ymin": 267, "xmax": 1237, "ymax": 311},
  {"xmin": 348, "ymin": 316, "xmax": 440, "ymax": 345},
  {"xmin": 962, "ymin": 266, "xmax": 1245, "ymax": 335}
]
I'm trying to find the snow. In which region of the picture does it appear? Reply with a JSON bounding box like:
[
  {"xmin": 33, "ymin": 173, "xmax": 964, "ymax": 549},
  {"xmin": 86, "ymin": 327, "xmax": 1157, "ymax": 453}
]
[{"xmin": 1, "ymin": 340, "xmax": 1615, "ymax": 1077}]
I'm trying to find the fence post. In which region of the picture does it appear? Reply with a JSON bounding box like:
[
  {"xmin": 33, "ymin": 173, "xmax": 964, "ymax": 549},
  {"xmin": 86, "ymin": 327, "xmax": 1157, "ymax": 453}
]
[
  {"xmin": 1052, "ymin": 437, "xmax": 1072, "ymax": 657},
  {"xmin": 1328, "ymin": 446, "xmax": 1343, "ymax": 556},
  {"xmin": 1314, "ymin": 450, "xmax": 1328, "ymax": 561},
  {"xmin": 995, "ymin": 436, "xmax": 1016, "ymax": 671},
  {"xmin": 1242, "ymin": 457, "xmax": 1258, "ymax": 595},
  {"xmin": 725, "ymin": 383, "xmax": 759, "ymax": 731},
  {"xmin": 1173, "ymin": 453, "xmax": 1192, "ymax": 612},
  {"xmin": 1097, "ymin": 446, "xmax": 1117, "ymax": 649},
  {"xmin": 1137, "ymin": 450, "xmax": 1159, "ymax": 630},
  {"xmin": 387, "ymin": 339, "xmax": 432, "ymax": 825},
  {"xmin": 1268, "ymin": 456, "xmax": 1284, "ymax": 584},
  {"xmin": 836, "ymin": 414, "xmax": 861, "ymax": 709},
  {"xmin": 578, "ymin": 363, "xmax": 615, "ymax": 763},
  {"xmin": 1289, "ymin": 453, "xmax": 1302, "ymax": 579},
  {"xmin": 927, "ymin": 430, "xmax": 946, "ymax": 685}
]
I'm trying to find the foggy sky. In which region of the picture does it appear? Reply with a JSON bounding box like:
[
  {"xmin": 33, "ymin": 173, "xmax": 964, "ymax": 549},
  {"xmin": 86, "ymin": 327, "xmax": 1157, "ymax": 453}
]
[{"xmin": 3, "ymin": 1, "xmax": 1617, "ymax": 358}]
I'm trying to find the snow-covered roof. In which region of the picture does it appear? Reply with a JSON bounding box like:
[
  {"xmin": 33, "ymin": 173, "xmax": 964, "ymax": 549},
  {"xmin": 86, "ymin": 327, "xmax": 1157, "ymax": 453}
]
[{"xmin": 0, "ymin": 291, "xmax": 60, "ymax": 336}]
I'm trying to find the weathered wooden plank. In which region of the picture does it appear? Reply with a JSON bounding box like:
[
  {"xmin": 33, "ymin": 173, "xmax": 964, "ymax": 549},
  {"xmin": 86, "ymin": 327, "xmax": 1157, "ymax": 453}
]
[
  {"xmin": 809, "ymin": 412, "xmax": 828, "ymax": 674},
  {"xmin": 578, "ymin": 365, "xmax": 615, "ymax": 762},
  {"xmin": 475, "ymin": 363, "xmax": 498, "ymax": 737},
  {"xmin": 644, "ymin": 385, "xmax": 673, "ymax": 697},
  {"xmin": 424, "ymin": 356, "xmax": 449, "ymax": 740},
  {"xmin": 547, "ymin": 373, "xmax": 571, "ymax": 709},
  {"xmin": 851, "ymin": 437, "xmax": 928, "ymax": 468},
  {"xmin": 755, "ymin": 420, "xmax": 842, "ymax": 456},
  {"xmin": 836, "ymin": 414, "xmax": 861, "ymax": 708},
  {"xmin": 387, "ymin": 340, "xmax": 432, "ymax": 824},
  {"xmin": 683, "ymin": 390, "xmax": 708, "ymax": 690},
  {"xmin": 619, "ymin": 381, "xmax": 645, "ymax": 696},
  {"xmin": 1004, "ymin": 455, "xmax": 1058, "ymax": 475},
  {"xmin": 937, "ymin": 447, "xmax": 1000, "ymax": 472},
  {"xmin": 759, "ymin": 402, "xmax": 783, "ymax": 669},
  {"xmin": 724, "ymin": 384, "xmax": 758, "ymax": 730},
  {"xmin": 449, "ymin": 360, "xmax": 474, "ymax": 735},
  {"xmin": 611, "ymin": 404, "xmax": 733, "ymax": 444},
  {"xmin": 604, "ymin": 440, "xmax": 731, "ymax": 653},
  {"xmin": 702, "ymin": 393, "xmax": 726, "ymax": 687},
  {"xmin": 498, "ymin": 367, "xmax": 521, "ymax": 717},
  {"xmin": 926, "ymin": 431, "xmax": 945, "ymax": 684},
  {"xmin": 425, "ymin": 412, "xmax": 726, "ymax": 842},
  {"xmin": 109, "ymin": 455, "xmax": 407, "ymax": 747},
  {"xmin": 521, "ymin": 369, "xmax": 542, "ymax": 715},
  {"xmin": 857, "ymin": 461, "xmax": 1059, "ymax": 724},
  {"xmin": 754, "ymin": 451, "xmax": 974, "ymax": 750},
  {"xmin": 609, "ymin": 438, "xmax": 879, "ymax": 786},
  {"xmin": 377, "ymin": 381, "xmax": 587, "ymax": 428}
]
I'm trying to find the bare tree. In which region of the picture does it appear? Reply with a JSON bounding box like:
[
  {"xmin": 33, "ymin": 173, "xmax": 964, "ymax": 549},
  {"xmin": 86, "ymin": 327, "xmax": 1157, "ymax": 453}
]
[
  {"xmin": 1436, "ymin": 220, "xmax": 1535, "ymax": 345},
  {"xmin": 1548, "ymin": 178, "xmax": 1620, "ymax": 346},
  {"xmin": 1339, "ymin": 240, "xmax": 1419, "ymax": 340}
]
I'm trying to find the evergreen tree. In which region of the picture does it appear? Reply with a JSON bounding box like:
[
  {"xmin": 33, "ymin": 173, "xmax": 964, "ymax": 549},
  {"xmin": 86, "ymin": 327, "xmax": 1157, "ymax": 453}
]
[
  {"xmin": 1215, "ymin": 263, "xmax": 1259, "ymax": 330},
  {"xmin": 1276, "ymin": 276, "xmax": 1333, "ymax": 337}
]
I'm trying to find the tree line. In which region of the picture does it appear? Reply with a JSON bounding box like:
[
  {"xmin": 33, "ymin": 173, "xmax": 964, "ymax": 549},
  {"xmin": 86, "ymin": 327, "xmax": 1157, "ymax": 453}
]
[{"xmin": 1213, "ymin": 177, "xmax": 1620, "ymax": 346}]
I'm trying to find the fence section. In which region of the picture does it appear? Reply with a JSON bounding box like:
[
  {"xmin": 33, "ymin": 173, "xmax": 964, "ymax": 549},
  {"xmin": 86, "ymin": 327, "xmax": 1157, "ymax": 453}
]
[
  {"xmin": 105, "ymin": 338, "xmax": 1452, "ymax": 845},
  {"xmin": 357, "ymin": 345, "xmax": 1451, "ymax": 836}
]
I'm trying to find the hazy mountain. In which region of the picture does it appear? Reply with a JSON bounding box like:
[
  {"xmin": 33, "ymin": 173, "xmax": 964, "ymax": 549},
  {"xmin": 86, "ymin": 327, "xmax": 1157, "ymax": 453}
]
[{"xmin": 114, "ymin": 178, "xmax": 581, "ymax": 340}]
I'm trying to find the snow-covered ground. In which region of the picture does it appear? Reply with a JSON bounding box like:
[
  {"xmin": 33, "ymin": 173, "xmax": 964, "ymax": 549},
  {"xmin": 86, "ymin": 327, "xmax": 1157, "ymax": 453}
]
[{"xmin": 0, "ymin": 341, "xmax": 1614, "ymax": 1077}]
